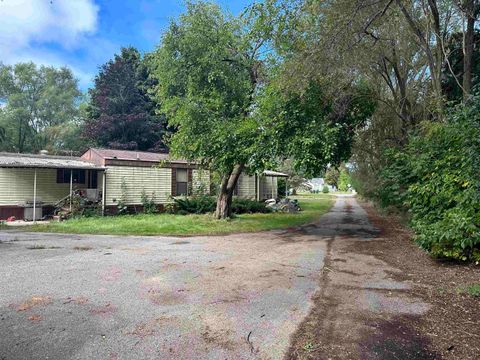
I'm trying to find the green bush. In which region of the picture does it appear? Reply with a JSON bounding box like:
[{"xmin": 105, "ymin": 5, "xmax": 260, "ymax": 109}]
[
  {"xmin": 117, "ymin": 178, "xmax": 128, "ymax": 215},
  {"xmin": 141, "ymin": 189, "xmax": 158, "ymax": 214},
  {"xmin": 322, "ymin": 185, "xmax": 329, "ymax": 193},
  {"xmin": 377, "ymin": 97, "xmax": 480, "ymax": 261},
  {"xmin": 172, "ymin": 195, "xmax": 270, "ymax": 215},
  {"xmin": 173, "ymin": 195, "xmax": 216, "ymax": 214},
  {"xmin": 231, "ymin": 198, "xmax": 271, "ymax": 214}
]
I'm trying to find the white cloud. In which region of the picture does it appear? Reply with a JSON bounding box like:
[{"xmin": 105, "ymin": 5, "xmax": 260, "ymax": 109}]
[
  {"xmin": 0, "ymin": 0, "xmax": 100, "ymax": 89},
  {"xmin": 0, "ymin": 0, "xmax": 98, "ymax": 50}
]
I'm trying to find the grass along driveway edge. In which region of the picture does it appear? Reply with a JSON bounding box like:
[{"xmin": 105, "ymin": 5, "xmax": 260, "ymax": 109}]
[{"xmin": 29, "ymin": 195, "xmax": 334, "ymax": 236}]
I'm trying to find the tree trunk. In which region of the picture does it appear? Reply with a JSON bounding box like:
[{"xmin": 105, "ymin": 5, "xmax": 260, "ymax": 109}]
[
  {"xmin": 463, "ymin": 0, "xmax": 476, "ymax": 98},
  {"xmin": 215, "ymin": 164, "xmax": 244, "ymax": 219}
]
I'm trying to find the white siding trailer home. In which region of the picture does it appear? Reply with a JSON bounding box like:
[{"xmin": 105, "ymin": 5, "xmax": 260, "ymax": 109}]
[
  {"xmin": 80, "ymin": 148, "xmax": 210, "ymax": 215},
  {"xmin": 0, "ymin": 148, "xmax": 288, "ymax": 220},
  {"xmin": 0, "ymin": 152, "xmax": 105, "ymax": 221}
]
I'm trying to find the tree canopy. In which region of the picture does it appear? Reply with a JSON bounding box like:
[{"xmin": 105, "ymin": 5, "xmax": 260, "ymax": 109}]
[
  {"xmin": 84, "ymin": 47, "xmax": 169, "ymax": 151},
  {"xmin": 0, "ymin": 62, "xmax": 82, "ymax": 153},
  {"xmin": 148, "ymin": 1, "xmax": 374, "ymax": 218}
]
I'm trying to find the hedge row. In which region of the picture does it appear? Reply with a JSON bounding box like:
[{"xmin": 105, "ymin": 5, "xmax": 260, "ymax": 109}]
[{"xmin": 378, "ymin": 98, "xmax": 480, "ymax": 262}]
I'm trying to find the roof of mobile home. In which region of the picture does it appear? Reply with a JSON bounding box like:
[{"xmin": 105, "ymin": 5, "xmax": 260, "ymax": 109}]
[
  {"xmin": 81, "ymin": 148, "xmax": 191, "ymax": 166},
  {"xmin": 0, "ymin": 152, "xmax": 104, "ymax": 170},
  {"xmin": 262, "ymin": 170, "xmax": 288, "ymax": 177},
  {"xmin": 0, "ymin": 149, "xmax": 289, "ymax": 177}
]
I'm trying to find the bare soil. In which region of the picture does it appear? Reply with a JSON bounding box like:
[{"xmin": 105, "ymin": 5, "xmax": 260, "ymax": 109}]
[{"xmin": 286, "ymin": 198, "xmax": 479, "ymax": 360}]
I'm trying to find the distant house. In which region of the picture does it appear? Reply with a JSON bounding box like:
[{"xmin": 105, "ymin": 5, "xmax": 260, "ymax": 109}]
[
  {"xmin": 307, "ymin": 178, "xmax": 335, "ymax": 192},
  {"xmin": 0, "ymin": 148, "xmax": 287, "ymax": 220}
]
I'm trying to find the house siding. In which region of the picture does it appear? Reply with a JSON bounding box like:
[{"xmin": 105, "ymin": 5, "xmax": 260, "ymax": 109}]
[
  {"xmin": 192, "ymin": 169, "xmax": 210, "ymax": 195},
  {"xmin": 260, "ymin": 176, "xmax": 277, "ymax": 200},
  {"xmin": 104, "ymin": 166, "xmax": 172, "ymax": 206},
  {"xmin": 0, "ymin": 168, "xmax": 88, "ymax": 206},
  {"xmin": 234, "ymin": 173, "xmax": 278, "ymax": 200},
  {"xmin": 236, "ymin": 173, "xmax": 257, "ymax": 199}
]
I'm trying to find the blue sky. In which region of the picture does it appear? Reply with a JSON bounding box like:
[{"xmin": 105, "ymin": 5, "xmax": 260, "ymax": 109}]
[{"xmin": 0, "ymin": 0, "xmax": 253, "ymax": 91}]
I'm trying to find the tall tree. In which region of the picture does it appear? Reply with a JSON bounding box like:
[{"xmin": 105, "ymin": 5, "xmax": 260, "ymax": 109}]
[
  {"xmin": 149, "ymin": 1, "xmax": 375, "ymax": 218},
  {"xmin": 0, "ymin": 124, "xmax": 5, "ymax": 144},
  {"xmin": 0, "ymin": 62, "xmax": 81, "ymax": 153},
  {"xmin": 149, "ymin": 2, "xmax": 270, "ymax": 218},
  {"xmin": 84, "ymin": 47, "xmax": 168, "ymax": 151},
  {"xmin": 442, "ymin": 30, "xmax": 480, "ymax": 101},
  {"xmin": 454, "ymin": 0, "xmax": 480, "ymax": 97}
]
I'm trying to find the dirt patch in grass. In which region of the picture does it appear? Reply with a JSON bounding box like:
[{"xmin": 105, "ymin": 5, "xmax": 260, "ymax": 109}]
[{"xmin": 356, "ymin": 200, "xmax": 480, "ymax": 360}]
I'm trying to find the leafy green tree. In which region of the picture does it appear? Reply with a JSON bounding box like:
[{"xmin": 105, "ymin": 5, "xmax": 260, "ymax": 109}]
[
  {"xmin": 0, "ymin": 62, "xmax": 82, "ymax": 153},
  {"xmin": 84, "ymin": 47, "xmax": 168, "ymax": 151},
  {"xmin": 149, "ymin": 2, "xmax": 375, "ymax": 218},
  {"xmin": 338, "ymin": 166, "xmax": 352, "ymax": 192},
  {"xmin": 149, "ymin": 2, "xmax": 272, "ymax": 218},
  {"xmin": 279, "ymin": 159, "xmax": 307, "ymax": 194},
  {"xmin": 260, "ymin": 80, "xmax": 376, "ymax": 177},
  {"xmin": 324, "ymin": 167, "xmax": 340, "ymax": 188},
  {"xmin": 443, "ymin": 30, "xmax": 480, "ymax": 102}
]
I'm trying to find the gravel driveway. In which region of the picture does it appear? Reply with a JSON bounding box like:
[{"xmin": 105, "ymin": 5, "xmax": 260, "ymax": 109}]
[{"xmin": 0, "ymin": 208, "xmax": 332, "ymax": 360}]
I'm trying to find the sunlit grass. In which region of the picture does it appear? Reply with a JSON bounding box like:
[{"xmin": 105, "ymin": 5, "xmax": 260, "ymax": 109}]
[{"xmin": 30, "ymin": 195, "xmax": 334, "ymax": 236}]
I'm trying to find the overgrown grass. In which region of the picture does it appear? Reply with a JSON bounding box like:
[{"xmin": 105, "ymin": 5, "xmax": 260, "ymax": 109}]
[{"xmin": 30, "ymin": 195, "xmax": 333, "ymax": 236}]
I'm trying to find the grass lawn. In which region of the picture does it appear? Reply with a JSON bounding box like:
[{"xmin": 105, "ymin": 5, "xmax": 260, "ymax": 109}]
[{"xmin": 29, "ymin": 194, "xmax": 334, "ymax": 236}]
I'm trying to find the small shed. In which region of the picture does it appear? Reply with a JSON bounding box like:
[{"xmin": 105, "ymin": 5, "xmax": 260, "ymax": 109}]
[{"xmin": 235, "ymin": 170, "xmax": 289, "ymax": 201}]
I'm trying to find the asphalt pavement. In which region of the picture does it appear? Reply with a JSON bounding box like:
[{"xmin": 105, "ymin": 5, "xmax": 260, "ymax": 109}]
[{"xmin": 0, "ymin": 202, "xmax": 336, "ymax": 360}]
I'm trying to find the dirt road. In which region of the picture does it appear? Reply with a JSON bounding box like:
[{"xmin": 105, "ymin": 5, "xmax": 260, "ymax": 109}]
[{"xmin": 287, "ymin": 196, "xmax": 479, "ymax": 360}]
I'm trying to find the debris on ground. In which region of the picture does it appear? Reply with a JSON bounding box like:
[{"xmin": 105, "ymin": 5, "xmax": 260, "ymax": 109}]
[{"xmin": 265, "ymin": 198, "xmax": 302, "ymax": 213}]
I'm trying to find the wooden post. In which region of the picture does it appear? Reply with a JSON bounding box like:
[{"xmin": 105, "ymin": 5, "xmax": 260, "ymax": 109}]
[
  {"xmin": 271, "ymin": 176, "xmax": 274, "ymax": 199},
  {"xmin": 102, "ymin": 170, "xmax": 106, "ymax": 216},
  {"xmin": 33, "ymin": 169, "xmax": 37, "ymax": 223},
  {"xmin": 69, "ymin": 169, "xmax": 73, "ymax": 212}
]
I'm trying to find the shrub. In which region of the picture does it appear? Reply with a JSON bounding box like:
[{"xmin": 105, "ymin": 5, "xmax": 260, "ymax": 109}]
[
  {"xmin": 322, "ymin": 185, "xmax": 329, "ymax": 193},
  {"xmin": 173, "ymin": 195, "xmax": 216, "ymax": 214},
  {"xmin": 172, "ymin": 195, "xmax": 270, "ymax": 215},
  {"xmin": 117, "ymin": 178, "xmax": 128, "ymax": 215},
  {"xmin": 82, "ymin": 205, "xmax": 102, "ymax": 218},
  {"xmin": 377, "ymin": 97, "xmax": 480, "ymax": 262},
  {"xmin": 231, "ymin": 198, "xmax": 271, "ymax": 214},
  {"xmin": 141, "ymin": 189, "xmax": 157, "ymax": 214}
]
